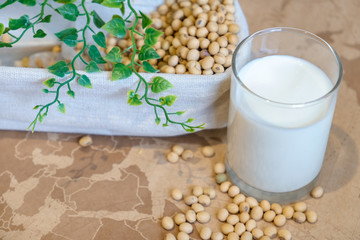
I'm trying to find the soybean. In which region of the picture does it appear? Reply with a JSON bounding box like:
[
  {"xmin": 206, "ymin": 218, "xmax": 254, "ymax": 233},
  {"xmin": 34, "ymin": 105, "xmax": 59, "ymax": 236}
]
[
  {"xmin": 181, "ymin": 149, "xmax": 194, "ymax": 160},
  {"xmin": 177, "ymin": 232, "xmax": 190, "ymax": 240},
  {"xmin": 293, "ymin": 202, "xmax": 307, "ymax": 212},
  {"xmin": 250, "ymin": 206, "xmax": 263, "ymax": 221},
  {"xmin": 166, "ymin": 152, "xmax": 179, "ymax": 163},
  {"xmin": 197, "ymin": 211, "xmax": 211, "ymax": 223},
  {"xmin": 179, "ymin": 222, "xmax": 193, "ymax": 234},
  {"xmin": 221, "ymin": 223, "xmax": 234, "ymax": 235},
  {"xmin": 311, "ymin": 186, "xmax": 324, "ymax": 198},
  {"xmin": 202, "ymin": 145, "xmax": 215, "ymax": 157},
  {"xmin": 282, "ymin": 206, "xmax": 294, "ymax": 219},
  {"xmin": 293, "ymin": 211, "xmax": 306, "ymax": 223},
  {"xmin": 164, "ymin": 233, "xmax": 176, "ymax": 240},
  {"xmin": 211, "ymin": 232, "xmax": 224, "ymax": 240},
  {"xmin": 217, "ymin": 208, "xmax": 229, "ymax": 222},
  {"xmin": 228, "ymin": 185, "xmax": 240, "ymax": 198},
  {"xmin": 200, "ymin": 227, "xmax": 212, "ymax": 240},
  {"xmin": 273, "ymin": 214, "xmax": 286, "ymax": 227},
  {"xmin": 186, "ymin": 209, "xmax": 197, "ymax": 223},
  {"xmin": 220, "ymin": 181, "xmax": 232, "ymax": 193},
  {"xmin": 161, "ymin": 216, "xmax": 174, "ymax": 230},
  {"xmin": 79, "ymin": 135, "xmax": 93, "ymax": 147},
  {"xmin": 305, "ymin": 210, "xmax": 318, "ymax": 223},
  {"xmin": 263, "ymin": 226, "xmax": 277, "ymax": 238},
  {"xmin": 278, "ymin": 229, "xmax": 292, "ymax": 240},
  {"xmin": 171, "ymin": 188, "xmax": 183, "ymax": 201},
  {"xmin": 241, "ymin": 232, "xmax": 252, "ymax": 240},
  {"xmin": 174, "ymin": 213, "xmax": 186, "ymax": 225}
]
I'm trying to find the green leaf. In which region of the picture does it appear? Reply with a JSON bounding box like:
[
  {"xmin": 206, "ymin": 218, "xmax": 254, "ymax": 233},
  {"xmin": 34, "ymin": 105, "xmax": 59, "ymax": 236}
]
[
  {"xmin": 0, "ymin": 0, "xmax": 17, "ymax": 9},
  {"xmin": 9, "ymin": 15, "xmax": 30, "ymax": 30},
  {"xmin": 186, "ymin": 118, "xmax": 194, "ymax": 123},
  {"xmin": 112, "ymin": 15, "xmax": 123, "ymax": 20},
  {"xmin": 48, "ymin": 61, "xmax": 69, "ymax": 77},
  {"xmin": 33, "ymin": 29, "xmax": 47, "ymax": 38},
  {"xmin": 100, "ymin": 0, "xmax": 125, "ymax": 8},
  {"xmin": 92, "ymin": 31, "xmax": 107, "ymax": 48},
  {"xmin": 127, "ymin": 90, "xmax": 143, "ymax": 106},
  {"xmin": 151, "ymin": 76, "xmax": 173, "ymax": 93},
  {"xmin": 54, "ymin": 0, "xmax": 76, "ymax": 3},
  {"xmin": 0, "ymin": 42, "xmax": 12, "ymax": 48},
  {"xmin": 40, "ymin": 15, "xmax": 52, "ymax": 23},
  {"xmin": 159, "ymin": 95, "xmax": 177, "ymax": 106},
  {"xmin": 119, "ymin": 2, "xmax": 125, "ymax": 15},
  {"xmin": 0, "ymin": 23, "xmax": 4, "ymax": 36},
  {"xmin": 56, "ymin": 3, "xmax": 79, "ymax": 21},
  {"xmin": 144, "ymin": 27, "xmax": 163, "ymax": 46},
  {"xmin": 33, "ymin": 105, "xmax": 42, "ymax": 110},
  {"xmin": 57, "ymin": 103, "xmax": 66, "ymax": 114},
  {"xmin": 91, "ymin": 10, "xmax": 105, "ymax": 28},
  {"xmin": 88, "ymin": 45, "xmax": 106, "ymax": 64},
  {"xmin": 55, "ymin": 28, "xmax": 78, "ymax": 47},
  {"xmin": 138, "ymin": 45, "xmax": 160, "ymax": 61},
  {"xmin": 85, "ymin": 61, "xmax": 101, "ymax": 73},
  {"xmin": 3, "ymin": 27, "xmax": 10, "ymax": 34},
  {"xmin": 42, "ymin": 89, "xmax": 49, "ymax": 93},
  {"xmin": 155, "ymin": 117, "xmax": 160, "ymax": 125},
  {"xmin": 111, "ymin": 63, "xmax": 132, "ymax": 81},
  {"xmin": 104, "ymin": 46, "xmax": 123, "ymax": 63},
  {"xmin": 176, "ymin": 111, "xmax": 185, "ymax": 116},
  {"xmin": 91, "ymin": 0, "xmax": 103, "ymax": 4},
  {"xmin": 101, "ymin": 18, "xmax": 126, "ymax": 38},
  {"xmin": 67, "ymin": 90, "xmax": 75, "ymax": 98},
  {"xmin": 19, "ymin": 0, "xmax": 36, "ymax": 6},
  {"xmin": 55, "ymin": 27, "xmax": 77, "ymax": 39},
  {"xmin": 38, "ymin": 113, "xmax": 44, "ymax": 123},
  {"xmin": 78, "ymin": 74, "xmax": 92, "ymax": 88},
  {"xmin": 43, "ymin": 78, "xmax": 55, "ymax": 88},
  {"xmin": 143, "ymin": 61, "xmax": 158, "ymax": 73},
  {"xmin": 139, "ymin": 11, "xmax": 152, "ymax": 29}
]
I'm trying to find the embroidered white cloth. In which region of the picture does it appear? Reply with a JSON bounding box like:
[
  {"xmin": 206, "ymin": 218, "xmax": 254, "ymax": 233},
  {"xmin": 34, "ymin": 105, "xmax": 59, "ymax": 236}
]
[{"xmin": 0, "ymin": 0, "xmax": 249, "ymax": 136}]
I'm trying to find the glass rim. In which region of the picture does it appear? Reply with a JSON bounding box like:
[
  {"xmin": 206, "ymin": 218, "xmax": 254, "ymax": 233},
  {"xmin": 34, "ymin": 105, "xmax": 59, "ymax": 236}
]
[{"xmin": 231, "ymin": 27, "xmax": 343, "ymax": 108}]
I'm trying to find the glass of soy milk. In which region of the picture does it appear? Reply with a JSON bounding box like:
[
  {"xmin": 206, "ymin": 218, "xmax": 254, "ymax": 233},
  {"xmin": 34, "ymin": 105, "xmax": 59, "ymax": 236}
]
[{"xmin": 226, "ymin": 27, "xmax": 343, "ymax": 203}]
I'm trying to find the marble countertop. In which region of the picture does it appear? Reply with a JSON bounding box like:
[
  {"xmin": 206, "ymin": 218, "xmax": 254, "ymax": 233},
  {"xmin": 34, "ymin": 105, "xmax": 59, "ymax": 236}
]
[{"xmin": 1, "ymin": 0, "xmax": 360, "ymax": 239}]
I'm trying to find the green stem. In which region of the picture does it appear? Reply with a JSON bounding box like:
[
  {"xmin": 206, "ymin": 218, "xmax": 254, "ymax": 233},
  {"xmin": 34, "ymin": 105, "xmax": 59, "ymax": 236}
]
[
  {"xmin": 88, "ymin": 26, "xmax": 95, "ymax": 34},
  {"xmin": 124, "ymin": 12, "xmax": 133, "ymax": 22},
  {"xmin": 79, "ymin": 55, "xmax": 89, "ymax": 65},
  {"xmin": 133, "ymin": 30, "xmax": 144, "ymax": 37},
  {"xmin": 45, "ymin": 2, "xmax": 56, "ymax": 11},
  {"xmin": 28, "ymin": 0, "xmax": 92, "ymax": 132},
  {"xmin": 7, "ymin": 32, "xmax": 18, "ymax": 39},
  {"xmin": 134, "ymin": 80, "xmax": 141, "ymax": 93},
  {"xmin": 120, "ymin": 45, "xmax": 133, "ymax": 54},
  {"xmin": 125, "ymin": 0, "xmax": 203, "ymax": 132},
  {"xmin": 27, "ymin": 0, "xmax": 204, "ymax": 133},
  {"xmin": 10, "ymin": 0, "xmax": 49, "ymax": 45}
]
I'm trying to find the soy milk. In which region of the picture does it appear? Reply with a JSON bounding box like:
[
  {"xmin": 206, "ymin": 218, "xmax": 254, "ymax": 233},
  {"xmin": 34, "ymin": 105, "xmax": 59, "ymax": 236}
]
[{"xmin": 227, "ymin": 55, "xmax": 336, "ymax": 192}]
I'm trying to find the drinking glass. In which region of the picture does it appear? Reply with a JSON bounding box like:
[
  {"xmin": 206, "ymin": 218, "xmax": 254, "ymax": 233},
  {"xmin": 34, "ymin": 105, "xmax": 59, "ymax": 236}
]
[{"xmin": 226, "ymin": 27, "xmax": 343, "ymax": 203}]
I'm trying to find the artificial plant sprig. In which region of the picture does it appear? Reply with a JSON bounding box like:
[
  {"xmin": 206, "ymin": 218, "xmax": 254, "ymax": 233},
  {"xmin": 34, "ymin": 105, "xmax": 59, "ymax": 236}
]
[
  {"xmin": 0, "ymin": 0, "xmax": 51, "ymax": 47},
  {"xmin": 0, "ymin": 0, "xmax": 205, "ymax": 133}
]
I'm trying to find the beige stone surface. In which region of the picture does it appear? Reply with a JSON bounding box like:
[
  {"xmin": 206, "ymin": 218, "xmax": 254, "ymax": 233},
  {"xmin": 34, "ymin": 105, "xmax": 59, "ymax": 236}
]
[{"xmin": 1, "ymin": 0, "xmax": 360, "ymax": 239}]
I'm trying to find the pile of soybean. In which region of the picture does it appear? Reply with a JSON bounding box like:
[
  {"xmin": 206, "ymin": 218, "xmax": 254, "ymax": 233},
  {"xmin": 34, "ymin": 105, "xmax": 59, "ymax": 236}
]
[
  {"xmin": 162, "ymin": 145, "xmax": 324, "ymax": 240},
  {"xmin": 105, "ymin": 0, "xmax": 240, "ymax": 75}
]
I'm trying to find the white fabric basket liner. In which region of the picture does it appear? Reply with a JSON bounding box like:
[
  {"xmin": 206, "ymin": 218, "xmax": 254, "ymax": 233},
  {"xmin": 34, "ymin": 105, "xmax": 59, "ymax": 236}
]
[{"xmin": 0, "ymin": 0, "xmax": 249, "ymax": 136}]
